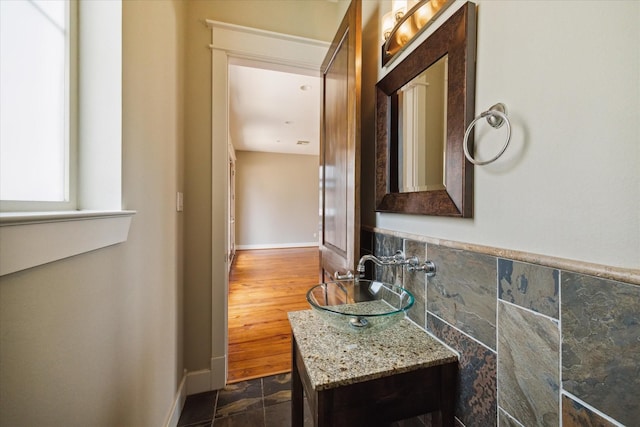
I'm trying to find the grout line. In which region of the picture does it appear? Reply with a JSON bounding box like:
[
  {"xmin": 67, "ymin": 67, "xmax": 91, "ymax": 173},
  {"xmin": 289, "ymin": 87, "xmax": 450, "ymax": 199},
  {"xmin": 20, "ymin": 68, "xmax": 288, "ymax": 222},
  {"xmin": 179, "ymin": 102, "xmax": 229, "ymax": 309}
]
[
  {"xmin": 405, "ymin": 315, "xmax": 461, "ymax": 358},
  {"xmin": 428, "ymin": 311, "xmax": 495, "ymax": 353},
  {"xmin": 213, "ymin": 390, "xmax": 219, "ymax": 421},
  {"xmin": 558, "ymin": 270, "xmax": 563, "ymax": 427},
  {"xmin": 498, "ymin": 406, "xmax": 525, "ymax": 427},
  {"xmin": 260, "ymin": 377, "xmax": 267, "ymax": 427},
  {"xmin": 498, "ymin": 298, "xmax": 559, "ymax": 324},
  {"xmin": 561, "ymin": 391, "xmax": 625, "ymax": 427},
  {"xmin": 495, "ymin": 258, "xmax": 501, "ymax": 426},
  {"xmin": 424, "ymin": 242, "xmax": 428, "ymax": 331}
]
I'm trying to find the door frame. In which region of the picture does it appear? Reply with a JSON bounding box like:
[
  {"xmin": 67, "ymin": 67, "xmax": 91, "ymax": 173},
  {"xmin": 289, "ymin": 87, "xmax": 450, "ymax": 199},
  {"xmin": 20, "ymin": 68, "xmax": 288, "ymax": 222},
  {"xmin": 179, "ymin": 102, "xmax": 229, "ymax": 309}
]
[{"xmin": 205, "ymin": 20, "xmax": 329, "ymax": 389}]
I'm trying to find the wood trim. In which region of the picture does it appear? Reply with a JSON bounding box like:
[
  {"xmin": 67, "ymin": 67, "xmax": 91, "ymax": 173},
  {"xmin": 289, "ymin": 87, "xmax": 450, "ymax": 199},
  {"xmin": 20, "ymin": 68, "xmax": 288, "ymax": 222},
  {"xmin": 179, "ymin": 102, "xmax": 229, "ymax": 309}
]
[{"xmin": 0, "ymin": 211, "xmax": 134, "ymax": 276}]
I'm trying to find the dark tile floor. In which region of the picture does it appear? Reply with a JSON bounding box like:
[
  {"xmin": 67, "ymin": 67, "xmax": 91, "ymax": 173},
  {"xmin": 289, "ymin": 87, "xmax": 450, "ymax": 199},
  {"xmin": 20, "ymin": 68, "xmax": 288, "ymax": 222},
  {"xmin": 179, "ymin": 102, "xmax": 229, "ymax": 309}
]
[
  {"xmin": 177, "ymin": 372, "xmax": 442, "ymax": 427},
  {"xmin": 177, "ymin": 373, "xmax": 312, "ymax": 427}
]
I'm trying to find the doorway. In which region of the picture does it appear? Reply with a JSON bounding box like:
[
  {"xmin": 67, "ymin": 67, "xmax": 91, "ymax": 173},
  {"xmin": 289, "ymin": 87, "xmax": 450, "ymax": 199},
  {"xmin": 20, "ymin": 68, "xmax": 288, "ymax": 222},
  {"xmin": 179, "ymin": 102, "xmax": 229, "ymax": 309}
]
[
  {"xmin": 227, "ymin": 60, "xmax": 322, "ymax": 382},
  {"xmin": 226, "ymin": 52, "xmax": 324, "ymax": 254},
  {"xmin": 208, "ymin": 21, "xmax": 330, "ymax": 388},
  {"xmin": 228, "ymin": 59, "xmax": 321, "ymax": 250}
]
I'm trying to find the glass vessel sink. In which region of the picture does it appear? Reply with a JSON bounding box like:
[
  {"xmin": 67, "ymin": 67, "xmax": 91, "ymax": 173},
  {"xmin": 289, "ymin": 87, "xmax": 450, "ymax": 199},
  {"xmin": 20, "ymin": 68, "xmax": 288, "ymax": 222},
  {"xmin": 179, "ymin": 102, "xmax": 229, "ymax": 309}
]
[{"xmin": 306, "ymin": 279, "xmax": 414, "ymax": 332}]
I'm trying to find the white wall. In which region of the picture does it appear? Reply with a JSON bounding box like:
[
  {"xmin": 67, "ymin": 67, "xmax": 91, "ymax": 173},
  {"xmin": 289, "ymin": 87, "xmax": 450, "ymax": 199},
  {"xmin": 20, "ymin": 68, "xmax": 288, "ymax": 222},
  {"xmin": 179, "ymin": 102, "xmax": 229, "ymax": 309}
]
[
  {"xmin": 368, "ymin": 1, "xmax": 640, "ymax": 270},
  {"xmin": 235, "ymin": 151, "xmax": 319, "ymax": 248},
  {"xmin": 0, "ymin": 1, "xmax": 186, "ymax": 425}
]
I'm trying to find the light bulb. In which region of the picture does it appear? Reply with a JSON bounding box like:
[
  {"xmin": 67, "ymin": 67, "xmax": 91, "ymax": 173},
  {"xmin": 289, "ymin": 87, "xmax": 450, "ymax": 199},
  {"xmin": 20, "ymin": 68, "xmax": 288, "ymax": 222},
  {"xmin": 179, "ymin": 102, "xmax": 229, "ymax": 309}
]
[
  {"xmin": 413, "ymin": 1, "xmax": 436, "ymax": 28},
  {"xmin": 396, "ymin": 17, "xmax": 414, "ymax": 46},
  {"xmin": 392, "ymin": 0, "xmax": 407, "ymax": 22},
  {"xmin": 382, "ymin": 11, "xmax": 395, "ymax": 41}
]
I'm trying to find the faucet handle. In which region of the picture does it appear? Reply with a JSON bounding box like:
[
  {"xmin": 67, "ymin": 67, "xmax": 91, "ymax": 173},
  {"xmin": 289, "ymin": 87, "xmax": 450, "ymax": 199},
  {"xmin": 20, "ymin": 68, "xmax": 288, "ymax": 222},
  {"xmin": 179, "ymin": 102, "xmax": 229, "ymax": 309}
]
[
  {"xmin": 407, "ymin": 260, "xmax": 437, "ymax": 277},
  {"xmin": 334, "ymin": 271, "xmax": 354, "ymax": 280}
]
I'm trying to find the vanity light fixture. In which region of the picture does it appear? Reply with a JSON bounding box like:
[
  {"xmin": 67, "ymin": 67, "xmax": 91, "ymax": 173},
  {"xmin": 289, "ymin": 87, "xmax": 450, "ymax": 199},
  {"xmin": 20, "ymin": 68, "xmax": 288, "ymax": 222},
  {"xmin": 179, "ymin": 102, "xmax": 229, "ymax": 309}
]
[{"xmin": 381, "ymin": 0, "xmax": 455, "ymax": 66}]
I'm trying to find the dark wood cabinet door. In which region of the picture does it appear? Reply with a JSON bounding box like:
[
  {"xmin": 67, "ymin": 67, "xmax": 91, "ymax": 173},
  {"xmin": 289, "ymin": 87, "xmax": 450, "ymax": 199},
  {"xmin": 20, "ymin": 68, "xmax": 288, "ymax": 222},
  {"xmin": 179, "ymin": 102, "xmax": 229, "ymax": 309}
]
[{"xmin": 319, "ymin": 0, "xmax": 361, "ymax": 281}]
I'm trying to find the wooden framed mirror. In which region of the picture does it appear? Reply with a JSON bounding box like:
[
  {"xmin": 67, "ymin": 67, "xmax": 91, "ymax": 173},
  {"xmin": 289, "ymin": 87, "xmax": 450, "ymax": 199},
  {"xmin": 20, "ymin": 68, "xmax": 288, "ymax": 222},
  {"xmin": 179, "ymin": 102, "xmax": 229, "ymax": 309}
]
[{"xmin": 375, "ymin": 2, "xmax": 476, "ymax": 217}]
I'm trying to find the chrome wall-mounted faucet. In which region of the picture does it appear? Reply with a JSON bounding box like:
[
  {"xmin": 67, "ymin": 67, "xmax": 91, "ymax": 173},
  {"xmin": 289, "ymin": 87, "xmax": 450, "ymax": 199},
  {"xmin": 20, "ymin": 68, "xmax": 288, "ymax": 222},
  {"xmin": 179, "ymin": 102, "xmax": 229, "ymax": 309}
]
[{"xmin": 356, "ymin": 250, "xmax": 436, "ymax": 277}]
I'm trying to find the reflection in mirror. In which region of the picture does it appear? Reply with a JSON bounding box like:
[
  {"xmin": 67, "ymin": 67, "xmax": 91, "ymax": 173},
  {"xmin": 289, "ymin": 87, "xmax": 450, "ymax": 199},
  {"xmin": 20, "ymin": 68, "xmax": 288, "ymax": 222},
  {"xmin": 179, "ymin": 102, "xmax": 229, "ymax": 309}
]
[{"xmin": 398, "ymin": 55, "xmax": 448, "ymax": 193}]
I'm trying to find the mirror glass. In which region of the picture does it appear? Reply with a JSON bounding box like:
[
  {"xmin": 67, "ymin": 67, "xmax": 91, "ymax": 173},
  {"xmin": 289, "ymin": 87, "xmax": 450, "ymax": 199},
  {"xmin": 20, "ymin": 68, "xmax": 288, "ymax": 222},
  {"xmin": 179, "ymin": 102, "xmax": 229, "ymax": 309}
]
[
  {"xmin": 397, "ymin": 55, "xmax": 448, "ymax": 193},
  {"xmin": 375, "ymin": 3, "xmax": 476, "ymax": 217}
]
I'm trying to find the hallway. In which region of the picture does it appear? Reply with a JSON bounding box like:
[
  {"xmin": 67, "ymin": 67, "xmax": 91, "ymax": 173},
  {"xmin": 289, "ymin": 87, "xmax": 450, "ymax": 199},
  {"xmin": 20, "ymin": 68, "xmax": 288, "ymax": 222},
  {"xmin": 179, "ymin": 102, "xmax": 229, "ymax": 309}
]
[{"xmin": 227, "ymin": 247, "xmax": 320, "ymax": 383}]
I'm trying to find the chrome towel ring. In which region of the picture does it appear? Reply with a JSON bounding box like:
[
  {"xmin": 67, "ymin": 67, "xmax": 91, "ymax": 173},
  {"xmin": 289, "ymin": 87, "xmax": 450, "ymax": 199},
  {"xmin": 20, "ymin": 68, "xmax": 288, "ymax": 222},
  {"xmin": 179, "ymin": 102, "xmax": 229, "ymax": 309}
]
[{"xmin": 463, "ymin": 103, "xmax": 511, "ymax": 165}]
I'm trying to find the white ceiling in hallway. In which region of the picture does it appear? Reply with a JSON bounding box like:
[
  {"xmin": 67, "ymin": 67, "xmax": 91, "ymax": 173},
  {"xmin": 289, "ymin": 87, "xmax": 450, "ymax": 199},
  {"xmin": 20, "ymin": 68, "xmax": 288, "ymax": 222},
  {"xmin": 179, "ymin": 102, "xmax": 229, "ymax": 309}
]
[{"xmin": 228, "ymin": 63, "xmax": 321, "ymax": 156}]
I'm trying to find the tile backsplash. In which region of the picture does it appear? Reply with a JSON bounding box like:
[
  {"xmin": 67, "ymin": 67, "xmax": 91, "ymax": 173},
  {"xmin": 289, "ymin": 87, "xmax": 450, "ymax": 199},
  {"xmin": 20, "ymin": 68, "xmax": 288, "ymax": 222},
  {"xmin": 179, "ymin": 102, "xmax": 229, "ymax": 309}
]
[{"xmin": 362, "ymin": 228, "xmax": 639, "ymax": 427}]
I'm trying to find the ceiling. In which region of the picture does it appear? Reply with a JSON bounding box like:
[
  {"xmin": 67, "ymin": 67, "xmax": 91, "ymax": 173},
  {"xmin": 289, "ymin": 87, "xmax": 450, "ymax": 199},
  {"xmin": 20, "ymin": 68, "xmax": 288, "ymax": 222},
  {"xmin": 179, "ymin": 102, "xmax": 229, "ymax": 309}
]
[{"xmin": 228, "ymin": 63, "xmax": 321, "ymax": 156}]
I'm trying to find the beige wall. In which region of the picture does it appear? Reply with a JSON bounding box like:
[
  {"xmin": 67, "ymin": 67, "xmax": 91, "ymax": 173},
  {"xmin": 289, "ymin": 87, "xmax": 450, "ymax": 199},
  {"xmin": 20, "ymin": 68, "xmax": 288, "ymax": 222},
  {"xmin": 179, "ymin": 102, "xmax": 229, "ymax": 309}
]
[
  {"xmin": 0, "ymin": 1, "xmax": 186, "ymax": 425},
  {"xmin": 183, "ymin": 1, "xmax": 212, "ymax": 373},
  {"xmin": 366, "ymin": 1, "xmax": 640, "ymax": 270},
  {"xmin": 235, "ymin": 151, "xmax": 319, "ymax": 248}
]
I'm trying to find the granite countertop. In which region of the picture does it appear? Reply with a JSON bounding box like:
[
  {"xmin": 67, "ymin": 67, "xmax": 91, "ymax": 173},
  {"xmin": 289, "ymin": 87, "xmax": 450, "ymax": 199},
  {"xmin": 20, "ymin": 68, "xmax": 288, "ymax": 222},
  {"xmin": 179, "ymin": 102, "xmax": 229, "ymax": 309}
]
[{"xmin": 288, "ymin": 309, "xmax": 458, "ymax": 391}]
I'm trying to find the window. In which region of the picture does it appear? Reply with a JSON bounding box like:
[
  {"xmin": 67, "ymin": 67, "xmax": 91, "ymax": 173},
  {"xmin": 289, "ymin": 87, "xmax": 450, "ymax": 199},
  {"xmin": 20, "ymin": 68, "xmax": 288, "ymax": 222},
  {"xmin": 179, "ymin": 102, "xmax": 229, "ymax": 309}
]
[
  {"xmin": 0, "ymin": 0, "xmax": 134, "ymax": 277},
  {"xmin": 0, "ymin": 0, "xmax": 76, "ymax": 211}
]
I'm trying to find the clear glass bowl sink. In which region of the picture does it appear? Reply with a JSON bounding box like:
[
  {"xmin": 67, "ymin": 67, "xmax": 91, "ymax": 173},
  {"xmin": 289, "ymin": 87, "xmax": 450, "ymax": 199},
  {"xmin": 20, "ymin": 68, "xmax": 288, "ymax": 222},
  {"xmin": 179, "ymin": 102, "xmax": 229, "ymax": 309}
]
[{"xmin": 306, "ymin": 279, "xmax": 414, "ymax": 332}]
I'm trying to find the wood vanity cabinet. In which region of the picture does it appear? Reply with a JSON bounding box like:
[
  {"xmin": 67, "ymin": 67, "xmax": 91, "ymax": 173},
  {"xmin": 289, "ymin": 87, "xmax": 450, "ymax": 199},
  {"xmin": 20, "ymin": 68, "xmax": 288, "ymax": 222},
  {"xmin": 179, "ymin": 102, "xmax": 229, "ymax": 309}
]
[{"xmin": 289, "ymin": 311, "xmax": 459, "ymax": 427}]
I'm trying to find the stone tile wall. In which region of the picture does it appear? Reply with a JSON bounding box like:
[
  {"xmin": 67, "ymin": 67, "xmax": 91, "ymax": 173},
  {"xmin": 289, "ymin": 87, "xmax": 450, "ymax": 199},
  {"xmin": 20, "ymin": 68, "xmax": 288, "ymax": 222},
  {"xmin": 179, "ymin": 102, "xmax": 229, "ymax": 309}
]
[{"xmin": 362, "ymin": 229, "xmax": 639, "ymax": 427}]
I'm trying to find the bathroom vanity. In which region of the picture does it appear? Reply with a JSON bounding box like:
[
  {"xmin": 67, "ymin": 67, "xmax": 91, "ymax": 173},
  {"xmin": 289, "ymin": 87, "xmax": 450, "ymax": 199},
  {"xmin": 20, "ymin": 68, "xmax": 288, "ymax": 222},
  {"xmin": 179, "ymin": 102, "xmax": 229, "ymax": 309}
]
[{"xmin": 289, "ymin": 310, "xmax": 459, "ymax": 426}]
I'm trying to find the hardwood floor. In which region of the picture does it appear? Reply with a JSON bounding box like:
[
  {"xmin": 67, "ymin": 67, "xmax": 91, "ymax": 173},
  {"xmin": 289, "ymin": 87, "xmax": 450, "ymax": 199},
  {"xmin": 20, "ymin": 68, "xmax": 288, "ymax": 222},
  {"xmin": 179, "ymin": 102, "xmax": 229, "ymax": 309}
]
[{"xmin": 227, "ymin": 247, "xmax": 319, "ymax": 383}]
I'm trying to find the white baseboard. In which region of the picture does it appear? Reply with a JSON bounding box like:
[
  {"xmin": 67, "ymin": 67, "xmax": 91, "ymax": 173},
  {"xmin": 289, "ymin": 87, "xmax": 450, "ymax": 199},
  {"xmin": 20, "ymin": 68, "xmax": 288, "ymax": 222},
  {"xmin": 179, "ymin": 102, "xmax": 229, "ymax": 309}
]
[
  {"xmin": 185, "ymin": 368, "xmax": 213, "ymax": 396},
  {"xmin": 184, "ymin": 355, "xmax": 228, "ymax": 397},
  {"xmin": 164, "ymin": 373, "xmax": 187, "ymax": 427},
  {"xmin": 164, "ymin": 360, "xmax": 225, "ymax": 427},
  {"xmin": 236, "ymin": 242, "xmax": 318, "ymax": 250},
  {"xmin": 210, "ymin": 355, "xmax": 227, "ymax": 391}
]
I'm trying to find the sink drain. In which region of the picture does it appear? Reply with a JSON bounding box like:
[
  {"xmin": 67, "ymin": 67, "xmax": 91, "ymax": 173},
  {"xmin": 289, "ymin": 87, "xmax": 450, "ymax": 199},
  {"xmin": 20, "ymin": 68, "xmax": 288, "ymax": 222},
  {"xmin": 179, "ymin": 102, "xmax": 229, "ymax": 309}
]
[{"xmin": 349, "ymin": 316, "xmax": 369, "ymax": 328}]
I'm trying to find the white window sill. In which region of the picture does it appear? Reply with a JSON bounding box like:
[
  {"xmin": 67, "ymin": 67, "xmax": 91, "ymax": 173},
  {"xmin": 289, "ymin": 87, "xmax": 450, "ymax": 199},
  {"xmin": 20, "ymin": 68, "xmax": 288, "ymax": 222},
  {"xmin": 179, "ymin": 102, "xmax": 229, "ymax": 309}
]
[{"xmin": 0, "ymin": 210, "xmax": 135, "ymax": 276}]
